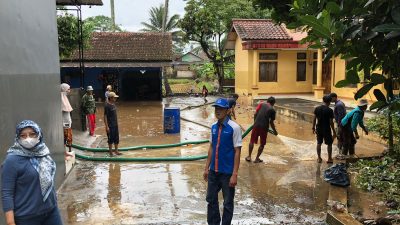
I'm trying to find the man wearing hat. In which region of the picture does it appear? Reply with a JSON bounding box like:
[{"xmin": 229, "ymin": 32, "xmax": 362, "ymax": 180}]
[
  {"xmin": 203, "ymin": 98, "xmax": 242, "ymax": 225},
  {"xmin": 340, "ymin": 99, "xmax": 369, "ymax": 156},
  {"xmin": 81, "ymin": 85, "xmax": 97, "ymax": 136},
  {"xmin": 104, "ymin": 92, "xmax": 122, "ymax": 156}
]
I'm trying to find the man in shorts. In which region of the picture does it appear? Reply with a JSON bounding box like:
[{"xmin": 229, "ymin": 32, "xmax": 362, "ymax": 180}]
[
  {"xmin": 312, "ymin": 95, "xmax": 337, "ymax": 163},
  {"xmin": 104, "ymin": 92, "xmax": 122, "ymax": 156},
  {"xmin": 245, "ymin": 97, "xmax": 278, "ymax": 163}
]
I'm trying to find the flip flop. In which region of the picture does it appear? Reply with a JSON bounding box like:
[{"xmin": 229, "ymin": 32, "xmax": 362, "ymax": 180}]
[
  {"xmin": 327, "ymin": 160, "xmax": 333, "ymax": 164},
  {"xmin": 253, "ymin": 159, "xmax": 263, "ymax": 163},
  {"xmin": 317, "ymin": 158, "xmax": 322, "ymax": 163},
  {"xmin": 114, "ymin": 152, "xmax": 123, "ymax": 155},
  {"xmin": 245, "ymin": 156, "xmax": 251, "ymax": 162}
]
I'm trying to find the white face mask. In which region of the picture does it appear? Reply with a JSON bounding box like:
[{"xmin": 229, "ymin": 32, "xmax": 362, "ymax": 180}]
[{"xmin": 19, "ymin": 137, "xmax": 40, "ymax": 149}]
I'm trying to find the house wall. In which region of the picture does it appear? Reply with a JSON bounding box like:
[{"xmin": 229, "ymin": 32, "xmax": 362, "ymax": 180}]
[
  {"xmin": 234, "ymin": 37, "xmax": 315, "ymax": 96},
  {"xmin": 234, "ymin": 37, "xmax": 251, "ymax": 95},
  {"xmin": 330, "ymin": 57, "xmax": 387, "ymax": 102}
]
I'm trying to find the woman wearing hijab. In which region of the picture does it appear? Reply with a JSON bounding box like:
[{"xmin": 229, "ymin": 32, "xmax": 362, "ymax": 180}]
[
  {"xmin": 61, "ymin": 83, "xmax": 73, "ymax": 152},
  {"xmin": 1, "ymin": 120, "xmax": 63, "ymax": 225}
]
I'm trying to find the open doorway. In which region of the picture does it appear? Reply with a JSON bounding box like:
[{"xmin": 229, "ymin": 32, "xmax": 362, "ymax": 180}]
[{"xmin": 120, "ymin": 68, "xmax": 162, "ymax": 101}]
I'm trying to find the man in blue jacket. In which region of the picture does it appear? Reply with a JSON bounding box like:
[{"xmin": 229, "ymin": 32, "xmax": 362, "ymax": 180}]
[
  {"xmin": 341, "ymin": 99, "xmax": 369, "ymax": 156},
  {"xmin": 203, "ymin": 98, "xmax": 242, "ymax": 225}
]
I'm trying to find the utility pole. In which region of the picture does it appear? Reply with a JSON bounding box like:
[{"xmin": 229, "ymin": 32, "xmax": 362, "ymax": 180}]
[{"xmin": 110, "ymin": 0, "xmax": 116, "ymax": 31}]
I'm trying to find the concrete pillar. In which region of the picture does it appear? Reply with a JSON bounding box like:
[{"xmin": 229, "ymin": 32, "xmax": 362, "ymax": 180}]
[
  {"xmin": 0, "ymin": 0, "xmax": 65, "ymax": 220},
  {"xmin": 251, "ymin": 50, "xmax": 259, "ymax": 95},
  {"xmin": 314, "ymin": 49, "xmax": 325, "ymax": 99}
]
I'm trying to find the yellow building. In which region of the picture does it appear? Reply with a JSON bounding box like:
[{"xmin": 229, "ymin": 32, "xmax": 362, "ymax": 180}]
[{"xmin": 225, "ymin": 19, "xmax": 391, "ymax": 101}]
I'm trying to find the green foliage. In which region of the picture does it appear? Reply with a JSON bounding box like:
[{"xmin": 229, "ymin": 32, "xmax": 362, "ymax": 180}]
[
  {"xmin": 352, "ymin": 157, "xmax": 400, "ymax": 207},
  {"xmin": 191, "ymin": 62, "xmax": 235, "ymax": 81},
  {"xmin": 57, "ymin": 11, "xmax": 93, "ymax": 59},
  {"xmin": 84, "ymin": 15, "xmax": 123, "ymax": 32},
  {"xmin": 366, "ymin": 110, "xmax": 400, "ymax": 145},
  {"xmin": 191, "ymin": 63, "xmax": 216, "ymax": 81},
  {"xmin": 140, "ymin": 4, "xmax": 184, "ymax": 54},
  {"xmin": 180, "ymin": 0, "xmax": 270, "ymax": 92},
  {"xmin": 254, "ymin": 0, "xmax": 400, "ymax": 153}
]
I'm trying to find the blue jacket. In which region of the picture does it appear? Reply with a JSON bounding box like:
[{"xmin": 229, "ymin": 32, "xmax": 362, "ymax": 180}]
[
  {"xmin": 341, "ymin": 107, "xmax": 365, "ymax": 132},
  {"xmin": 1, "ymin": 155, "xmax": 57, "ymax": 218},
  {"xmin": 209, "ymin": 117, "xmax": 242, "ymax": 174}
]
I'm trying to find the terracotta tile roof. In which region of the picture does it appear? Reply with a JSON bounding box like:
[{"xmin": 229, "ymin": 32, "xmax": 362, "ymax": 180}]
[
  {"xmin": 232, "ymin": 19, "xmax": 292, "ymax": 40},
  {"xmin": 65, "ymin": 32, "xmax": 172, "ymax": 62},
  {"xmin": 56, "ymin": 0, "xmax": 103, "ymax": 6}
]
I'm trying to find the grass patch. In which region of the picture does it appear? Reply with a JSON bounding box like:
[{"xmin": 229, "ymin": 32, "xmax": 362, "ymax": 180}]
[{"xmin": 168, "ymin": 79, "xmax": 193, "ymax": 85}]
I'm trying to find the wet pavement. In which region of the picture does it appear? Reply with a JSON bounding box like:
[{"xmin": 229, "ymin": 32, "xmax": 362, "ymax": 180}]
[{"xmin": 58, "ymin": 96, "xmax": 385, "ymax": 225}]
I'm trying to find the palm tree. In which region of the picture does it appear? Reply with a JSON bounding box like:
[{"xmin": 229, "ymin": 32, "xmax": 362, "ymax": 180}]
[
  {"xmin": 141, "ymin": 2, "xmax": 184, "ymax": 96},
  {"xmin": 140, "ymin": 4, "xmax": 183, "ymax": 43}
]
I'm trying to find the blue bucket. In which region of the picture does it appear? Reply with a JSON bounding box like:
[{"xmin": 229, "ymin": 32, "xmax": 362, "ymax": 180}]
[{"xmin": 164, "ymin": 107, "xmax": 180, "ymax": 133}]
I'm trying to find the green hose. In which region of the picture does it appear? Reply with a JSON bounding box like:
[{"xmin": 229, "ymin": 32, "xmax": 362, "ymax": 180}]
[
  {"xmin": 74, "ymin": 124, "xmax": 275, "ymax": 162},
  {"xmin": 73, "ymin": 124, "xmax": 260, "ymax": 152},
  {"xmin": 71, "ymin": 140, "xmax": 209, "ymax": 152},
  {"xmin": 75, "ymin": 153, "xmax": 207, "ymax": 162}
]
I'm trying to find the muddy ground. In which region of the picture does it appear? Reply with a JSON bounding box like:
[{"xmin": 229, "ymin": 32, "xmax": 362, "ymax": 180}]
[{"xmin": 57, "ymin": 97, "xmax": 385, "ymax": 225}]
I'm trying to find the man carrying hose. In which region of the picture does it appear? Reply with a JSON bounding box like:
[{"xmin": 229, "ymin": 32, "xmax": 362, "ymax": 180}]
[
  {"xmin": 245, "ymin": 96, "xmax": 278, "ymax": 163},
  {"xmin": 203, "ymin": 98, "xmax": 242, "ymax": 225}
]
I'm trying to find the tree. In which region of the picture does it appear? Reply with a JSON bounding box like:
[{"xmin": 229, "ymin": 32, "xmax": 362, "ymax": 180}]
[
  {"xmin": 180, "ymin": 0, "xmax": 270, "ymax": 93},
  {"xmin": 253, "ymin": 0, "xmax": 400, "ymax": 154},
  {"xmin": 84, "ymin": 15, "xmax": 123, "ymax": 32},
  {"xmin": 140, "ymin": 4, "xmax": 183, "ymax": 44},
  {"xmin": 141, "ymin": 3, "xmax": 184, "ymax": 95},
  {"xmin": 57, "ymin": 11, "xmax": 92, "ymax": 59}
]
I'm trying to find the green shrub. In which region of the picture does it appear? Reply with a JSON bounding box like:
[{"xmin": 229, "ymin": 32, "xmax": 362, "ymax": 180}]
[
  {"xmin": 352, "ymin": 157, "xmax": 400, "ymax": 207},
  {"xmin": 366, "ymin": 111, "xmax": 400, "ymax": 145}
]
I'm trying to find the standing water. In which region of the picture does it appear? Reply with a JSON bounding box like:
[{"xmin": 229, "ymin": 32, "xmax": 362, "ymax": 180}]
[{"xmin": 57, "ymin": 97, "xmax": 383, "ymax": 224}]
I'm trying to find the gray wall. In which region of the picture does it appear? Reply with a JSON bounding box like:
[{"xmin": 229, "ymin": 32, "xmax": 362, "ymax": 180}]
[{"xmin": 0, "ymin": 0, "xmax": 65, "ymax": 223}]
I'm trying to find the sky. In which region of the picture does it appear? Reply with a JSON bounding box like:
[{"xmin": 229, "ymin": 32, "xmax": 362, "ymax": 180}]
[{"xmin": 80, "ymin": 0, "xmax": 187, "ymax": 31}]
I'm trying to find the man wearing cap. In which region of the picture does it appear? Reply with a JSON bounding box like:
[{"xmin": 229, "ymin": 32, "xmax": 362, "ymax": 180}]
[
  {"xmin": 312, "ymin": 95, "xmax": 337, "ymax": 163},
  {"xmin": 341, "ymin": 99, "xmax": 369, "ymax": 156},
  {"xmin": 104, "ymin": 92, "xmax": 122, "ymax": 156},
  {"xmin": 330, "ymin": 93, "xmax": 346, "ymax": 151},
  {"xmin": 81, "ymin": 86, "xmax": 97, "ymax": 136},
  {"xmin": 203, "ymin": 98, "xmax": 242, "ymax": 225}
]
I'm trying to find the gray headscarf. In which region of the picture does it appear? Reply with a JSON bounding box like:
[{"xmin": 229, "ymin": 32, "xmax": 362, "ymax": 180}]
[{"xmin": 7, "ymin": 120, "xmax": 56, "ymax": 202}]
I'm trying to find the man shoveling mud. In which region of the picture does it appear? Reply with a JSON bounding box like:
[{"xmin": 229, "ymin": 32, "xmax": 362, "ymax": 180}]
[
  {"xmin": 203, "ymin": 98, "xmax": 242, "ymax": 225},
  {"xmin": 245, "ymin": 97, "xmax": 278, "ymax": 163}
]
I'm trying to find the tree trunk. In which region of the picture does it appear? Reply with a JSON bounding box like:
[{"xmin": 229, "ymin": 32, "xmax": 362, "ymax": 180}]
[
  {"xmin": 163, "ymin": 67, "xmax": 172, "ymax": 96},
  {"xmin": 162, "ymin": 0, "xmax": 169, "ymax": 32},
  {"xmin": 387, "ymin": 72, "xmax": 394, "ymax": 154},
  {"xmin": 161, "ymin": 0, "xmax": 171, "ymax": 96},
  {"xmin": 388, "ymin": 111, "xmax": 394, "ymax": 154}
]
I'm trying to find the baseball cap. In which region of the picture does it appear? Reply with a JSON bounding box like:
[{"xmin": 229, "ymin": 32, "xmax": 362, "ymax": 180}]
[
  {"xmin": 87, "ymin": 86, "xmax": 93, "ymax": 91},
  {"xmin": 212, "ymin": 98, "xmax": 229, "ymax": 108},
  {"xmin": 108, "ymin": 92, "xmax": 119, "ymax": 98}
]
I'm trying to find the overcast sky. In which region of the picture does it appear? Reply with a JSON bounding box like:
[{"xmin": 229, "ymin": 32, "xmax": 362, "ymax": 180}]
[{"xmin": 80, "ymin": 0, "xmax": 187, "ymax": 31}]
